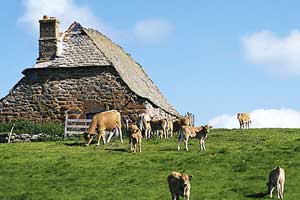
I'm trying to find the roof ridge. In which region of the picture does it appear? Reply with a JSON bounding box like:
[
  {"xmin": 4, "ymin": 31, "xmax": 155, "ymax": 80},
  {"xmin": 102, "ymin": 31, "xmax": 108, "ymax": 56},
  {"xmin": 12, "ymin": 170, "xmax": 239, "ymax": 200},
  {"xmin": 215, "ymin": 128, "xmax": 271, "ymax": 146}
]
[{"xmin": 83, "ymin": 28, "xmax": 169, "ymax": 106}]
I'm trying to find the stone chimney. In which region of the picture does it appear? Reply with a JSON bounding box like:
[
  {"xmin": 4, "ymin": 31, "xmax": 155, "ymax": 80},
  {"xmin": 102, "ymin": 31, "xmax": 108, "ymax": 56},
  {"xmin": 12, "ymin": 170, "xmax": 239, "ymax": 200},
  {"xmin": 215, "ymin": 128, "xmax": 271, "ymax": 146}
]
[{"xmin": 37, "ymin": 15, "xmax": 60, "ymax": 63}]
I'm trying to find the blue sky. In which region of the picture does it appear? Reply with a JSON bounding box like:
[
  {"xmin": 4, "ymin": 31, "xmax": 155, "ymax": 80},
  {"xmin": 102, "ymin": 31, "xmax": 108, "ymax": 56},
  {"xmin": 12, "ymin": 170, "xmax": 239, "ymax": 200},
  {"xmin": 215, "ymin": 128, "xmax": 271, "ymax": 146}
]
[{"xmin": 1, "ymin": 0, "xmax": 300, "ymax": 127}]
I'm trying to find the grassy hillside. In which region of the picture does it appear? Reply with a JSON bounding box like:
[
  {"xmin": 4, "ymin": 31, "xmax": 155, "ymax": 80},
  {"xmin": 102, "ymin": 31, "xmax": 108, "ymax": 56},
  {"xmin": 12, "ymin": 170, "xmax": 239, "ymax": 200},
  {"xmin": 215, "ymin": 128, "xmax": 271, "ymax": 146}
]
[{"xmin": 0, "ymin": 129, "xmax": 299, "ymax": 200}]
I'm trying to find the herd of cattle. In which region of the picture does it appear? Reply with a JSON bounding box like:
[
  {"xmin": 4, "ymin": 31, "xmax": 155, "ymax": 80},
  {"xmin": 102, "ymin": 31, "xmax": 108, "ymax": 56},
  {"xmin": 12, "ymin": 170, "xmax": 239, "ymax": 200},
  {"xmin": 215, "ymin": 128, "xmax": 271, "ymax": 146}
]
[
  {"xmin": 83, "ymin": 110, "xmax": 211, "ymax": 153},
  {"xmin": 83, "ymin": 110, "xmax": 285, "ymax": 199}
]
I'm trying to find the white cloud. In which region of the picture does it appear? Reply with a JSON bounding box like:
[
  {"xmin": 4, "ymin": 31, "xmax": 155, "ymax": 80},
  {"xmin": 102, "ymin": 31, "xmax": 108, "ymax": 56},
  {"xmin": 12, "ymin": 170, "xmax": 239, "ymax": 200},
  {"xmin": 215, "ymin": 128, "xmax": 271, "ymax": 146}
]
[
  {"xmin": 209, "ymin": 108, "xmax": 300, "ymax": 128},
  {"xmin": 18, "ymin": 0, "xmax": 174, "ymax": 45},
  {"xmin": 242, "ymin": 30, "xmax": 300, "ymax": 75},
  {"xmin": 18, "ymin": 0, "xmax": 102, "ymax": 33},
  {"xmin": 133, "ymin": 19, "xmax": 174, "ymax": 44}
]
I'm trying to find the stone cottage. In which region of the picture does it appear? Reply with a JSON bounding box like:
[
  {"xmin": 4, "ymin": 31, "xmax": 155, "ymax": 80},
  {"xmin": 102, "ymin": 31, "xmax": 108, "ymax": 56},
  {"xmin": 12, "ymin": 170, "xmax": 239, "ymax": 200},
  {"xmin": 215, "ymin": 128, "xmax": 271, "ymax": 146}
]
[{"xmin": 0, "ymin": 16, "xmax": 179, "ymax": 123}]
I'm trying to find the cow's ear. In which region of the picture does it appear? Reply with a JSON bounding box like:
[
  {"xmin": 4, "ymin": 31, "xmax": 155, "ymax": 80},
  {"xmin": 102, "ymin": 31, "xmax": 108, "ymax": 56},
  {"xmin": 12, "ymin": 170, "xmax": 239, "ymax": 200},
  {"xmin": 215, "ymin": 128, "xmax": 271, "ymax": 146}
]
[{"xmin": 189, "ymin": 175, "xmax": 193, "ymax": 180}]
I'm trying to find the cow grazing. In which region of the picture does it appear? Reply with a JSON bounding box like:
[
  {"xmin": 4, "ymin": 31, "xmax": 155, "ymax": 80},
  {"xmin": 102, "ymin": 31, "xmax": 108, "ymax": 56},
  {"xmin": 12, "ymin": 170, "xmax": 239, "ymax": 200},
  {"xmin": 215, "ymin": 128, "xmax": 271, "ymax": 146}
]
[
  {"xmin": 150, "ymin": 119, "xmax": 168, "ymax": 139},
  {"xmin": 237, "ymin": 112, "xmax": 251, "ymax": 129},
  {"xmin": 84, "ymin": 110, "xmax": 123, "ymax": 146},
  {"xmin": 267, "ymin": 167, "xmax": 285, "ymax": 199},
  {"xmin": 167, "ymin": 171, "xmax": 192, "ymax": 200},
  {"xmin": 178, "ymin": 125, "xmax": 212, "ymax": 151},
  {"xmin": 128, "ymin": 124, "xmax": 142, "ymax": 153}
]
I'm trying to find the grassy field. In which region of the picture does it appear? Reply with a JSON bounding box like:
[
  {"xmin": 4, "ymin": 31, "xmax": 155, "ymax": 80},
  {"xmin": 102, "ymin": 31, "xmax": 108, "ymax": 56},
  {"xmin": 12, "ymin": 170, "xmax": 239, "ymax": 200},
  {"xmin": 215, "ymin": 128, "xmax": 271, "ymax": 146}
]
[{"xmin": 0, "ymin": 128, "xmax": 300, "ymax": 200}]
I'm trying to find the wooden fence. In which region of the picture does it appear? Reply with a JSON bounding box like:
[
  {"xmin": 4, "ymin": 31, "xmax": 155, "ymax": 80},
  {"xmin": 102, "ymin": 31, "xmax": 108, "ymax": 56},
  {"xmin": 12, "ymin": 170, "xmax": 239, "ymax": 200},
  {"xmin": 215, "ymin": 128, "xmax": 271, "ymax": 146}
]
[{"xmin": 64, "ymin": 113, "xmax": 92, "ymax": 138}]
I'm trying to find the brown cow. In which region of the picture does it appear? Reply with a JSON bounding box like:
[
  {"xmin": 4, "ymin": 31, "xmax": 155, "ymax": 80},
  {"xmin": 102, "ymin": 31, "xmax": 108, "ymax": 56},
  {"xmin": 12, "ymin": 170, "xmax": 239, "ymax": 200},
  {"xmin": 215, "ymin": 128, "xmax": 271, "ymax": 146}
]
[
  {"xmin": 237, "ymin": 112, "xmax": 251, "ymax": 129},
  {"xmin": 128, "ymin": 124, "xmax": 142, "ymax": 153},
  {"xmin": 267, "ymin": 167, "xmax": 285, "ymax": 199},
  {"xmin": 84, "ymin": 110, "xmax": 123, "ymax": 146},
  {"xmin": 173, "ymin": 117, "xmax": 192, "ymax": 133},
  {"xmin": 178, "ymin": 125, "xmax": 212, "ymax": 151},
  {"xmin": 150, "ymin": 119, "xmax": 168, "ymax": 139},
  {"xmin": 167, "ymin": 171, "xmax": 192, "ymax": 200}
]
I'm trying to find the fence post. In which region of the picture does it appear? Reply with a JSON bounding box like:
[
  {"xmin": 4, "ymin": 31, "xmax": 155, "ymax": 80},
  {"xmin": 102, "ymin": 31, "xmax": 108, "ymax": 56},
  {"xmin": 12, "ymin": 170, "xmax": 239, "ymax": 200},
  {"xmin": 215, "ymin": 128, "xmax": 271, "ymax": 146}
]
[
  {"xmin": 64, "ymin": 112, "xmax": 68, "ymax": 138},
  {"xmin": 8, "ymin": 124, "xmax": 15, "ymax": 144},
  {"xmin": 192, "ymin": 114, "xmax": 195, "ymax": 126}
]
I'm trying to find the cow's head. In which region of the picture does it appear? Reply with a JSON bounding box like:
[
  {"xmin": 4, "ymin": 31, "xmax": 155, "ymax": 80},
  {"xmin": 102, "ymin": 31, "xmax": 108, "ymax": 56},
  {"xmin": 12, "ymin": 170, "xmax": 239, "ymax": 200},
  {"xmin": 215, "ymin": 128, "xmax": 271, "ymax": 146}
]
[
  {"xmin": 202, "ymin": 125, "xmax": 212, "ymax": 133},
  {"xmin": 180, "ymin": 174, "xmax": 192, "ymax": 198},
  {"xmin": 129, "ymin": 124, "xmax": 140, "ymax": 134},
  {"xmin": 83, "ymin": 132, "xmax": 94, "ymax": 146}
]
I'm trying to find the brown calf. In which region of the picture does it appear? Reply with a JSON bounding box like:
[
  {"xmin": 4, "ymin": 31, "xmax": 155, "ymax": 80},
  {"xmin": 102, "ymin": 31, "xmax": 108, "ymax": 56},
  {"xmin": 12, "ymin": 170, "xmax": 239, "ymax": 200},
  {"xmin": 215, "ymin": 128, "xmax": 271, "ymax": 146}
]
[
  {"xmin": 128, "ymin": 124, "xmax": 142, "ymax": 153},
  {"xmin": 178, "ymin": 125, "xmax": 212, "ymax": 151},
  {"xmin": 237, "ymin": 112, "xmax": 251, "ymax": 129},
  {"xmin": 173, "ymin": 117, "xmax": 191, "ymax": 133},
  {"xmin": 150, "ymin": 119, "xmax": 168, "ymax": 139},
  {"xmin": 267, "ymin": 167, "xmax": 285, "ymax": 199},
  {"xmin": 167, "ymin": 171, "xmax": 192, "ymax": 200}
]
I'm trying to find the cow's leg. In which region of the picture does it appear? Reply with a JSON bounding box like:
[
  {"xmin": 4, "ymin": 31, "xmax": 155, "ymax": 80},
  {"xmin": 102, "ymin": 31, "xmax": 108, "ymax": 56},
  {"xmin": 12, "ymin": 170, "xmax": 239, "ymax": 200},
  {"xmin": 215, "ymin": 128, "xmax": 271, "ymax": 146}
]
[
  {"xmin": 102, "ymin": 132, "xmax": 106, "ymax": 144},
  {"xmin": 281, "ymin": 182, "xmax": 284, "ymax": 199},
  {"xmin": 203, "ymin": 139, "xmax": 206, "ymax": 151},
  {"xmin": 277, "ymin": 183, "xmax": 281, "ymax": 199},
  {"xmin": 133, "ymin": 142, "xmax": 137, "ymax": 153},
  {"xmin": 199, "ymin": 139, "xmax": 202, "ymax": 150},
  {"xmin": 178, "ymin": 134, "xmax": 183, "ymax": 151},
  {"xmin": 86, "ymin": 135, "xmax": 93, "ymax": 146},
  {"xmin": 129, "ymin": 137, "xmax": 133, "ymax": 151},
  {"xmin": 277, "ymin": 182, "xmax": 284, "ymax": 199},
  {"xmin": 139, "ymin": 138, "xmax": 142, "ymax": 152},
  {"xmin": 185, "ymin": 193, "xmax": 190, "ymax": 200},
  {"xmin": 200, "ymin": 139, "xmax": 204, "ymax": 151},
  {"xmin": 185, "ymin": 137, "xmax": 189, "ymax": 151},
  {"xmin": 107, "ymin": 130, "xmax": 115, "ymax": 143},
  {"xmin": 96, "ymin": 131, "xmax": 104, "ymax": 146},
  {"xmin": 145, "ymin": 128, "xmax": 150, "ymax": 139},
  {"xmin": 170, "ymin": 193, "xmax": 175, "ymax": 200},
  {"xmin": 118, "ymin": 127, "xmax": 123, "ymax": 143},
  {"xmin": 270, "ymin": 186, "xmax": 274, "ymax": 198}
]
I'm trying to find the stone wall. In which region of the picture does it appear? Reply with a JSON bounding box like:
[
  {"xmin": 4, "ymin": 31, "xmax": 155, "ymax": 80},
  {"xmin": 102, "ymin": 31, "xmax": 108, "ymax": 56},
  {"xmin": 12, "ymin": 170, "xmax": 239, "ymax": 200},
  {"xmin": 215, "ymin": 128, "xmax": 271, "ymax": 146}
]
[{"xmin": 0, "ymin": 66, "xmax": 169, "ymax": 123}]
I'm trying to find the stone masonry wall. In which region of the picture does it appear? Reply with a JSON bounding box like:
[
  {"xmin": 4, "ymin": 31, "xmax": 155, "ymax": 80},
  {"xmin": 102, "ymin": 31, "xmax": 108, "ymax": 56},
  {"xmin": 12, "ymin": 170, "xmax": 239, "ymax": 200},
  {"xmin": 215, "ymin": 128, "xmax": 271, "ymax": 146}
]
[{"xmin": 0, "ymin": 66, "xmax": 169, "ymax": 123}]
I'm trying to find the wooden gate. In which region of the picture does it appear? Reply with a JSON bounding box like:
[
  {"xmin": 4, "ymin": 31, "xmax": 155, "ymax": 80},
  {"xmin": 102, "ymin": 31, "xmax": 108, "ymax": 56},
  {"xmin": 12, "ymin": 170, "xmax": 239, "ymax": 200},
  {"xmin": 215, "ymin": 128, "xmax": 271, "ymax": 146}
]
[{"xmin": 64, "ymin": 113, "xmax": 92, "ymax": 137}]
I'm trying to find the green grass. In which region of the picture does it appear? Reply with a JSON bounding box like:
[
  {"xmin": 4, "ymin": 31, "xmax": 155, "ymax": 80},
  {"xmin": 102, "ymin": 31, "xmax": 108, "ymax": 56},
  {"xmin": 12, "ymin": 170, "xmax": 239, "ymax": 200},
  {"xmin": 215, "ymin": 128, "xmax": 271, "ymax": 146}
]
[{"xmin": 0, "ymin": 128, "xmax": 300, "ymax": 200}]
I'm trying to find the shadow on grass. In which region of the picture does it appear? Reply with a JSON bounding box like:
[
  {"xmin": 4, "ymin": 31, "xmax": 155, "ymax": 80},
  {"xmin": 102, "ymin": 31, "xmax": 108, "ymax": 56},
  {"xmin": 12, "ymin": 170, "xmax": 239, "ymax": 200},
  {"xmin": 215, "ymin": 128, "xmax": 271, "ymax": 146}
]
[
  {"xmin": 245, "ymin": 192, "xmax": 268, "ymax": 198},
  {"xmin": 158, "ymin": 148, "xmax": 177, "ymax": 152},
  {"xmin": 105, "ymin": 148, "xmax": 129, "ymax": 153},
  {"xmin": 64, "ymin": 142, "xmax": 85, "ymax": 147}
]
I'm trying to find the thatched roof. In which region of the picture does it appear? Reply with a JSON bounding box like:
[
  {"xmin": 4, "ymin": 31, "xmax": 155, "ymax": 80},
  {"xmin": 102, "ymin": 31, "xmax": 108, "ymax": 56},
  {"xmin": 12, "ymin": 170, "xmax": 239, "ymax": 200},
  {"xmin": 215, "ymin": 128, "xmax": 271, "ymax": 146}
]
[{"xmin": 23, "ymin": 22, "xmax": 179, "ymax": 116}]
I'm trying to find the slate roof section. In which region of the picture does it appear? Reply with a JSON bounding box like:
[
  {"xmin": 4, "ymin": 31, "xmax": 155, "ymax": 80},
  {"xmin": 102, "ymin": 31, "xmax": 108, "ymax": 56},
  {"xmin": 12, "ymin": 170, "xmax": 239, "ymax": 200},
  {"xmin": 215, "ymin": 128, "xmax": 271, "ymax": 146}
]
[{"xmin": 24, "ymin": 22, "xmax": 179, "ymax": 116}]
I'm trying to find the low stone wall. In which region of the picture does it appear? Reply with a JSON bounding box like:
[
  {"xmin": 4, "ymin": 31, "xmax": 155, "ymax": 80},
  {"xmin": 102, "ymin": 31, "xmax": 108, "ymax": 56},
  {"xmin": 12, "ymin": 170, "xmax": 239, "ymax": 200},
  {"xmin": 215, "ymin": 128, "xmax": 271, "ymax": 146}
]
[{"xmin": 0, "ymin": 133, "xmax": 58, "ymax": 143}]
